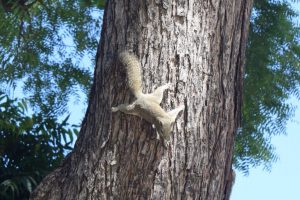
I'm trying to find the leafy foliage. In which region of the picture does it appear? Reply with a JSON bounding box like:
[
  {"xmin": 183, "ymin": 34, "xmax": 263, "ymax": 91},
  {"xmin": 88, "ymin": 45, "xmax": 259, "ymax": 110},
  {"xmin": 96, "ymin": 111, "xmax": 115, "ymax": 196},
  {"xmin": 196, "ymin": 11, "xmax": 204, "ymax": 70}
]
[
  {"xmin": 234, "ymin": 0, "xmax": 300, "ymax": 173},
  {"xmin": 0, "ymin": 1, "xmax": 104, "ymax": 199},
  {"xmin": 0, "ymin": 91, "xmax": 78, "ymax": 199},
  {"xmin": 0, "ymin": 0, "xmax": 103, "ymax": 114}
]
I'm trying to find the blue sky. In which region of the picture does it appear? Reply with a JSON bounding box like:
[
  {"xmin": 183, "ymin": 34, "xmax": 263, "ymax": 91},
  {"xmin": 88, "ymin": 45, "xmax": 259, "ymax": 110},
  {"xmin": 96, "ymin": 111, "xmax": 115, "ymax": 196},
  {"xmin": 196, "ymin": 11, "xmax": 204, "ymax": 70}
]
[{"xmin": 231, "ymin": 98, "xmax": 300, "ymax": 200}]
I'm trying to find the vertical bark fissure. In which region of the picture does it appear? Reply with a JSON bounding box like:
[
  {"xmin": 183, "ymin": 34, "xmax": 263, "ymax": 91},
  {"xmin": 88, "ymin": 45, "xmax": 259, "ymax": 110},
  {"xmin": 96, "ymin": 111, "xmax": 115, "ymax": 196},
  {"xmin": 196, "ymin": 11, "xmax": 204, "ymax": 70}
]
[{"xmin": 181, "ymin": 95, "xmax": 189, "ymax": 197}]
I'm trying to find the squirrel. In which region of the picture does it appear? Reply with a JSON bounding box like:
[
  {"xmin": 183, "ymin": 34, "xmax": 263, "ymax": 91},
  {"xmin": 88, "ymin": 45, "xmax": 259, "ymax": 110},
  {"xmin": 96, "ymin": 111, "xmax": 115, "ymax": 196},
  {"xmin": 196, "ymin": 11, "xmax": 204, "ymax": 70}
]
[{"xmin": 112, "ymin": 52, "xmax": 184, "ymax": 140}]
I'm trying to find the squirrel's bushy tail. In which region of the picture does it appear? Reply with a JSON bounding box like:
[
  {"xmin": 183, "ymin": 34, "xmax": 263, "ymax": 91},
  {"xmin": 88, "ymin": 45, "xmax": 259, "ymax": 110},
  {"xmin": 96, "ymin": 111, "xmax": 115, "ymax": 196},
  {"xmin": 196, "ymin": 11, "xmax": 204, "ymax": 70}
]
[{"xmin": 119, "ymin": 52, "xmax": 143, "ymax": 97}]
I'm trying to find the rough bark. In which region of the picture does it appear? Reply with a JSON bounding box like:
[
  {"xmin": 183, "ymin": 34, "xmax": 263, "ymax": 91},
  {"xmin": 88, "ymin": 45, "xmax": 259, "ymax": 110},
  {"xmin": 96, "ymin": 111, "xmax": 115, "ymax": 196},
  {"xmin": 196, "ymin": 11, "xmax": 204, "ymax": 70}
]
[{"xmin": 31, "ymin": 0, "xmax": 253, "ymax": 199}]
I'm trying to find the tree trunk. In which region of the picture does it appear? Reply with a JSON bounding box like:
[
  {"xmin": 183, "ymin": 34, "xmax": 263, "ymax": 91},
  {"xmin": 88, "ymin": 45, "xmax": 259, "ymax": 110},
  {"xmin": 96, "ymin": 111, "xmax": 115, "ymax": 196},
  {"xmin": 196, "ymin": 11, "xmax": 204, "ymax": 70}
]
[{"xmin": 31, "ymin": 0, "xmax": 253, "ymax": 199}]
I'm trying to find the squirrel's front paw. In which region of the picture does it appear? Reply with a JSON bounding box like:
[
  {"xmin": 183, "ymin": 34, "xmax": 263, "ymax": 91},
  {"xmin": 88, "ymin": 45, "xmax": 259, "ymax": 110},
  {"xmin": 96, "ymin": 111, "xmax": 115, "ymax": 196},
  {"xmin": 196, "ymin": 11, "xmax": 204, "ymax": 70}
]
[{"xmin": 111, "ymin": 107, "xmax": 118, "ymax": 112}]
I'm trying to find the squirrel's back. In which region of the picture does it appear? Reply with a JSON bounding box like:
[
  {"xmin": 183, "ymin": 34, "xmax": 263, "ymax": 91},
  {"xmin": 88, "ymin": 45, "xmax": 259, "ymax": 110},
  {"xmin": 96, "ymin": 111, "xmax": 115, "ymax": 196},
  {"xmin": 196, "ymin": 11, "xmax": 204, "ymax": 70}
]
[{"xmin": 119, "ymin": 52, "xmax": 143, "ymax": 97}]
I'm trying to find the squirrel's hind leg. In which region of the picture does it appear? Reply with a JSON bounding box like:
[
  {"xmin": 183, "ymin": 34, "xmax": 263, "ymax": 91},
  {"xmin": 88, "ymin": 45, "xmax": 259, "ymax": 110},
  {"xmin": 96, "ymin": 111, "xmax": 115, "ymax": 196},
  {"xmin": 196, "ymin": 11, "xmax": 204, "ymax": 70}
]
[
  {"xmin": 112, "ymin": 103, "xmax": 137, "ymax": 115},
  {"xmin": 149, "ymin": 83, "xmax": 171, "ymax": 104}
]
